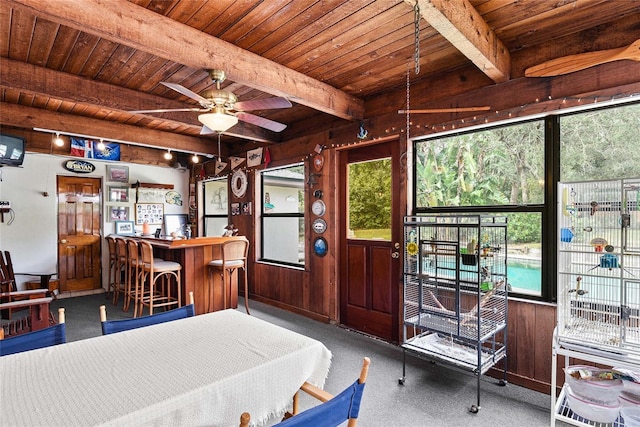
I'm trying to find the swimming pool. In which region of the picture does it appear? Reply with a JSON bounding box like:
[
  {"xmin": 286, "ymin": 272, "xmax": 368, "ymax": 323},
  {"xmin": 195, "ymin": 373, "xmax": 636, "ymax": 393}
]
[{"xmin": 508, "ymin": 259, "xmax": 541, "ymax": 294}]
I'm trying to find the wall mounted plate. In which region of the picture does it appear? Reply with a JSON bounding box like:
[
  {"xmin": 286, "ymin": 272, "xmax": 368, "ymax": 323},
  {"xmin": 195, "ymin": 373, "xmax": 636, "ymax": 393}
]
[
  {"xmin": 312, "ymin": 218, "xmax": 327, "ymax": 234},
  {"xmin": 313, "ymin": 237, "xmax": 328, "ymax": 257},
  {"xmin": 311, "ymin": 199, "xmax": 326, "ymax": 216}
]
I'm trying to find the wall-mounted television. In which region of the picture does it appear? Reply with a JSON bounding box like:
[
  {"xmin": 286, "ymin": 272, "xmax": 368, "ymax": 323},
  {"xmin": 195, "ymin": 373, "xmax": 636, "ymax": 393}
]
[{"xmin": 0, "ymin": 133, "xmax": 26, "ymax": 167}]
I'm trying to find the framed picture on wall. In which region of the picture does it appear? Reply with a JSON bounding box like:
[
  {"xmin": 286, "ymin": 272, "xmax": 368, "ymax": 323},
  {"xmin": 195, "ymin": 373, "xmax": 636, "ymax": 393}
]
[
  {"xmin": 135, "ymin": 203, "xmax": 164, "ymax": 225},
  {"xmin": 108, "ymin": 186, "xmax": 129, "ymax": 203},
  {"xmin": 108, "ymin": 205, "xmax": 129, "ymax": 222},
  {"xmin": 114, "ymin": 220, "xmax": 135, "ymax": 236},
  {"xmin": 107, "ymin": 165, "xmax": 129, "ymax": 183}
]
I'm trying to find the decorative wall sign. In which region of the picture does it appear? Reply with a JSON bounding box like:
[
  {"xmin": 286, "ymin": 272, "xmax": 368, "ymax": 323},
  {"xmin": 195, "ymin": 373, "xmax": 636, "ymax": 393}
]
[
  {"xmin": 165, "ymin": 190, "xmax": 183, "ymax": 206},
  {"xmin": 64, "ymin": 159, "xmax": 95, "ymax": 174},
  {"xmin": 231, "ymin": 169, "xmax": 248, "ymax": 198},
  {"xmin": 313, "ymin": 237, "xmax": 328, "ymax": 257},
  {"xmin": 135, "ymin": 203, "xmax": 164, "ymax": 225},
  {"xmin": 313, "ymin": 153, "xmax": 324, "ymax": 171}
]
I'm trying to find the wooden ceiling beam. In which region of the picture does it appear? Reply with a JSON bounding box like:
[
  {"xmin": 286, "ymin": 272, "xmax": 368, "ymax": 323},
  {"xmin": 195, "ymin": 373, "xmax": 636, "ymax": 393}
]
[
  {"xmin": 408, "ymin": 0, "xmax": 510, "ymax": 82},
  {"xmin": 0, "ymin": 58, "xmax": 281, "ymax": 144},
  {"xmin": 6, "ymin": 0, "xmax": 364, "ymax": 121},
  {"xmin": 0, "ymin": 102, "xmax": 216, "ymax": 155}
]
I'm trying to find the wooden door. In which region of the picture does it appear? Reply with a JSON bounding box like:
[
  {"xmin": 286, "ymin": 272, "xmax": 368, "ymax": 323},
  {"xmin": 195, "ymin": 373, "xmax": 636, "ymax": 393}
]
[
  {"xmin": 57, "ymin": 176, "xmax": 102, "ymax": 292},
  {"xmin": 339, "ymin": 140, "xmax": 401, "ymax": 342}
]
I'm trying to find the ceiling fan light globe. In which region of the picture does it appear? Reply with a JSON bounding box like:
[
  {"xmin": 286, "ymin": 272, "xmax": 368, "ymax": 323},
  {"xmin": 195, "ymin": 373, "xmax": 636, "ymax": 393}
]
[{"xmin": 198, "ymin": 112, "xmax": 238, "ymax": 132}]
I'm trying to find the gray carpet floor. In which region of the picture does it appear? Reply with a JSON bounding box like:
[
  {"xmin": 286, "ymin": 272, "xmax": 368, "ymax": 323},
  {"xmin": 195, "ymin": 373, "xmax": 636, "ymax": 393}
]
[{"xmin": 51, "ymin": 293, "xmax": 556, "ymax": 426}]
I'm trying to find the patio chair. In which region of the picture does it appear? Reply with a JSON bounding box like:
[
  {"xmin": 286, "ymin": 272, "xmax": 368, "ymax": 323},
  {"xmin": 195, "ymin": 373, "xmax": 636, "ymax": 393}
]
[
  {"xmin": 0, "ymin": 308, "xmax": 66, "ymax": 356},
  {"xmin": 240, "ymin": 357, "xmax": 370, "ymax": 427},
  {"xmin": 100, "ymin": 291, "xmax": 194, "ymax": 335}
]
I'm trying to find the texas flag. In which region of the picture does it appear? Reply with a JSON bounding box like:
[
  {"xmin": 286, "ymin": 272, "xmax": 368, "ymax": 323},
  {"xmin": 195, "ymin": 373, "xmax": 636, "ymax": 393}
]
[{"xmin": 70, "ymin": 137, "xmax": 121, "ymax": 161}]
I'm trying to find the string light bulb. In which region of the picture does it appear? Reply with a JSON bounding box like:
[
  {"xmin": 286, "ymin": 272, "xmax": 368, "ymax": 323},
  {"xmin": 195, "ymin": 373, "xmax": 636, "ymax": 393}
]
[
  {"xmin": 96, "ymin": 138, "xmax": 106, "ymax": 151},
  {"xmin": 54, "ymin": 133, "xmax": 64, "ymax": 147},
  {"xmin": 191, "ymin": 153, "xmax": 200, "ymax": 163},
  {"xmin": 164, "ymin": 150, "xmax": 173, "ymax": 160}
]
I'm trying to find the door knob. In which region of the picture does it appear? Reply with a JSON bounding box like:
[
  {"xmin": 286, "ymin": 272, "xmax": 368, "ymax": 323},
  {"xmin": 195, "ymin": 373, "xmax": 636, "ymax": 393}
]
[{"xmin": 60, "ymin": 239, "xmax": 67, "ymax": 244}]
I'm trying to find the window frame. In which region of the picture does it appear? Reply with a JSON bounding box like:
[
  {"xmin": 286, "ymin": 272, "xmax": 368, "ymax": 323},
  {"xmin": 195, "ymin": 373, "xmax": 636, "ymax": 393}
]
[
  {"xmin": 259, "ymin": 163, "xmax": 305, "ymax": 268},
  {"xmin": 201, "ymin": 177, "xmax": 229, "ymax": 237},
  {"xmin": 412, "ymin": 101, "xmax": 639, "ymax": 303}
]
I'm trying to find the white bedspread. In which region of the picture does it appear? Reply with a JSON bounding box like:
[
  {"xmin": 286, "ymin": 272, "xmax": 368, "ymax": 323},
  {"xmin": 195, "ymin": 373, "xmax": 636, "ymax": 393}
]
[{"xmin": 0, "ymin": 309, "xmax": 332, "ymax": 427}]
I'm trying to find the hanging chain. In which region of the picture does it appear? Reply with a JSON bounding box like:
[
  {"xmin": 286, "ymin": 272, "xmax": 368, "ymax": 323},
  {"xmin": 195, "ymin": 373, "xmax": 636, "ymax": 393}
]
[
  {"xmin": 406, "ymin": 63, "xmax": 410, "ymax": 142},
  {"xmin": 414, "ymin": 1, "xmax": 420, "ymax": 75},
  {"xmin": 217, "ymin": 132, "xmax": 222, "ymax": 160}
]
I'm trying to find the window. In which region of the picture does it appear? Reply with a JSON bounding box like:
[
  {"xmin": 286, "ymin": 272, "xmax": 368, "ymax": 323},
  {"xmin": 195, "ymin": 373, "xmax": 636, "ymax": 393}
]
[
  {"xmin": 261, "ymin": 164, "xmax": 305, "ymax": 267},
  {"xmin": 560, "ymin": 103, "xmax": 640, "ymax": 182},
  {"xmin": 415, "ymin": 120, "xmax": 546, "ymax": 298},
  {"xmin": 203, "ymin": 178, "xmax": 229, "ymax": 236},
  {"xmin": 348, "ymin": 158, "xmax": 392, "ymax": 240},
  {"xmin": 413, "ymin": 101, "xmax": 639, "ymax": 302}
]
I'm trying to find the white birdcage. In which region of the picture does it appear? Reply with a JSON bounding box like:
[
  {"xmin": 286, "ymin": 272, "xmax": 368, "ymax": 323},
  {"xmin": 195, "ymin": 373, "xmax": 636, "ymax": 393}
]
[{"xmin": 557, "ymin": 178, "xmax": 640, "ymax": 356}]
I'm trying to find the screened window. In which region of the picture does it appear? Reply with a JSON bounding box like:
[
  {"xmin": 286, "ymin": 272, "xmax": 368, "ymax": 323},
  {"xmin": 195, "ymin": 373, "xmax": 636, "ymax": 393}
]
[
  {"xmin": 203, "ymin": 178, "xmax": 229, "ymax": 236},
  {"xmin": 261, "ymin": 164, "xmax": 305, "ymax": 267}
]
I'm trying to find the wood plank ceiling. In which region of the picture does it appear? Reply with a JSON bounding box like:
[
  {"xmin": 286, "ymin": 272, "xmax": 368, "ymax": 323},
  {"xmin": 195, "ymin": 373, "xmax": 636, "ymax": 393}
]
[{"xmin": 1, "ymin": 0, "xmax": 639, "ymax": 153}]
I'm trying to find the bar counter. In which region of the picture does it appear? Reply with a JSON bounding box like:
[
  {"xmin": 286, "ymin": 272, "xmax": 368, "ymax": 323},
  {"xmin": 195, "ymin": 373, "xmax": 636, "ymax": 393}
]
[{"xmin": 131, "ymin": 235, "xmax": 245, "ymax": 315}]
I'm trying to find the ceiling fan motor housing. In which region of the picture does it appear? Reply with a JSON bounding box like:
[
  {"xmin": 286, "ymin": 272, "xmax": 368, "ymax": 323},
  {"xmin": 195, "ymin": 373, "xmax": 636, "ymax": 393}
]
[{"xmin": 201, "ymin": 89, "xmax": 237, "ymax": 109}]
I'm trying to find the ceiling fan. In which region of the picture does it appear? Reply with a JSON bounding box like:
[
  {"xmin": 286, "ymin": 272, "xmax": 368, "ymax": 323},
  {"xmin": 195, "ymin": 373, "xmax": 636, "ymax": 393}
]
[
  {"xmin": 131, "ymin": 69, "xmax": 292, "ymax": 133},
  {"xmin": 525, "ymin": 39, "xmax": 640, "ymax": 77}
]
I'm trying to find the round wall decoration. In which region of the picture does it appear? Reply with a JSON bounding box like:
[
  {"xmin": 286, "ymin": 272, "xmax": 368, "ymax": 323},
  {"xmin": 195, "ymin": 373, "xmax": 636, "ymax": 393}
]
[
  {"xmin": 231, "ymin": 169, "xmax": 248, "ymax": 198},
  {"xmin": 312, "ymin": 218, "xmax": 327, "ymax": 234},
  {"xmin": 313, "ymin": 153, "xmax": 325, "ymax": 171},
  {"xmin": 313, "ymin": 237, "xmax": 328, "ymax": 257},
  {"xmin": 311, "ymin": 199, "xmax": 326, "ymax": 216}
]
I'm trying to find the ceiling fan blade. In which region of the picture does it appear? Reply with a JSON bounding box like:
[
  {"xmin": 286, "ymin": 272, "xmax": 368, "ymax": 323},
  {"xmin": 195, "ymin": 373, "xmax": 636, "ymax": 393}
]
[
  {"xmin": 161, "ymin": 82, "xmax": 211, "ymax": 106},
  {"xmin": 525, "ymin": 39, "xmax": 640, "ymax": 77},
  {"xmin": 398, "ymin": 106, "xmax": 491, "ymax": 114},
  {"xmin": 234, "ymin": 97, "xmax": 292, "ymax": 112},
  {"xmin": 236, "ymin": 112, "xmax": 287, "ymax": 132},
  {"xmin": 130, "ymin": 108, "xmax": 207, "ymax": 114}
]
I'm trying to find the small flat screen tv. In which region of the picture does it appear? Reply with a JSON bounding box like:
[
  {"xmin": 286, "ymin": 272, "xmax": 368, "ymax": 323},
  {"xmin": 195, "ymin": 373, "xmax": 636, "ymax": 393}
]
[{"xmin": 0, "ymin": 134, "xmax": 26, "ymax": 167}]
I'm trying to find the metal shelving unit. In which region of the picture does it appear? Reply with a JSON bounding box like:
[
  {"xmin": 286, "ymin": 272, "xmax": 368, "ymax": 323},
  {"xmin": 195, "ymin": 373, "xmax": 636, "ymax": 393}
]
[
  {"xmin": 399, "ymin": 214, "xmax": 508, "ymax": 413},
  {"xmin": 551, "ymin": 178, "xmax": 640, "ymax": 426}
]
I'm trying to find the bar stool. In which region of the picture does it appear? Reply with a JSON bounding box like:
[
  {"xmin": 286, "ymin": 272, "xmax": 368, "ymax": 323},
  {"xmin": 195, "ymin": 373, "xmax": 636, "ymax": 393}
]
[
  {"xmin": 207, "ymin": 237, "xmax": 250, "ymax": 314},
  {"xmin": 137, "ymin": 240, "xmax": 182, "ymax": 317},
  {"xmin": 112, "ymin": 236, "xmax": 129, "ymax": 306},
  {"xmin": 123, "ymin": 239, "xmax": 142, "ymax": 316},
  {"xmin": 105, "ymin": 236, "xmax": 118, "ymax": 302}
]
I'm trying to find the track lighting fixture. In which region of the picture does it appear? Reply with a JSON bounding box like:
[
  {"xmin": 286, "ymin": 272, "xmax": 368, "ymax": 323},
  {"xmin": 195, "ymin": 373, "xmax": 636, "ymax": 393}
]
[{"xmin": 54, "ymin": 133, "xmax": 64, "ymax": 147}]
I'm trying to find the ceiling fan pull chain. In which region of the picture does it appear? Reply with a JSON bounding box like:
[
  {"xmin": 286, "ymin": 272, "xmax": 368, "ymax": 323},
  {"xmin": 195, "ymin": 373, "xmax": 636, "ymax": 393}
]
[
  {"xmin": 217, "ymin": 132, "xmax": 222, "ymax": 160},
  {"xmin": 414, "ymin": 1, "xmax": 420, "ymax": 75}
]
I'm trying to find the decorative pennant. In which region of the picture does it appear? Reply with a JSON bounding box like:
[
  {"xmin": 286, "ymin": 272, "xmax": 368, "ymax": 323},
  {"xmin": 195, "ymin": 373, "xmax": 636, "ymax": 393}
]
[
  {"xmin": 215, "ymin": 160, "xmax": 227, "ymax": 175},
  {"xmin": 263, "ymin": 147, "xmax": 271, "ymax": 169},
  {"xmin": 246, "ymin": 147, "xmax": 263, "ymax": 168},
  {"xmin": 230, "ymin": 156, "xmax": 245, "ymax": 170}
]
